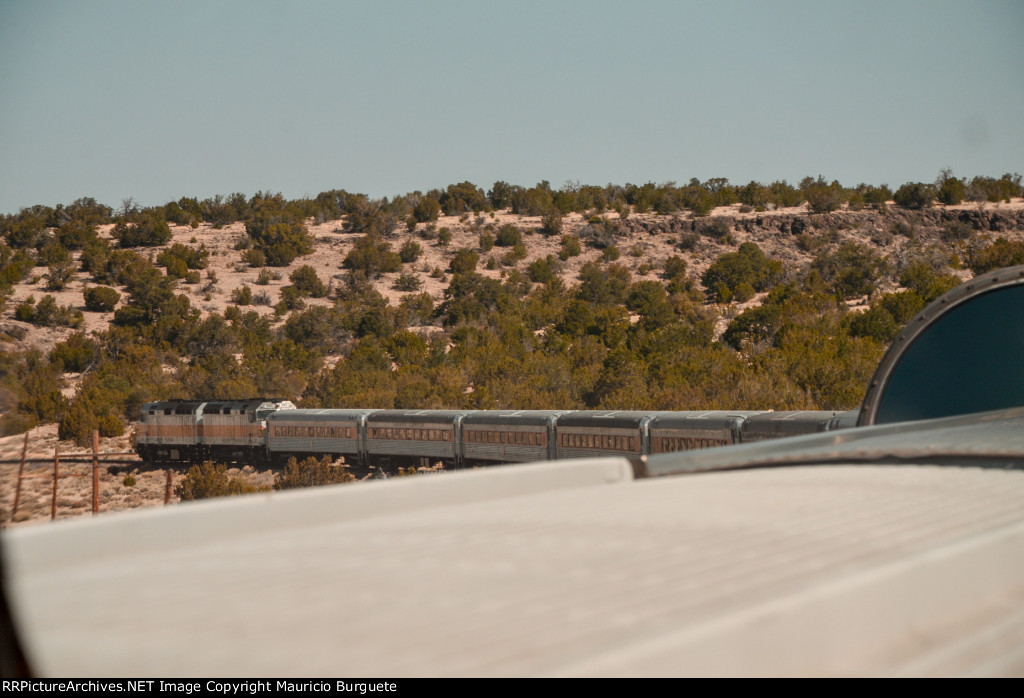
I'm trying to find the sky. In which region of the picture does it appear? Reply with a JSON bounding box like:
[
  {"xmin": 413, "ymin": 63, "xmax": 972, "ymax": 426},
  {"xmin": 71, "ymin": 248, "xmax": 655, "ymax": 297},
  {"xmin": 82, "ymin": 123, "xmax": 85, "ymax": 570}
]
[{"xmin": 1, "ymin": 0, "xmax": 1022, "ymax": 214}]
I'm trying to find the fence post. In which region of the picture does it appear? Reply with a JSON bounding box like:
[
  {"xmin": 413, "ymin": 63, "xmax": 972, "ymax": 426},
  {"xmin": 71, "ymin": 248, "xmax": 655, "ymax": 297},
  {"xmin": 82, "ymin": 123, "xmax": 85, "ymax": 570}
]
[
  {"xmin": 92, "ymin": 430, "xmax": 100, "ymax": 515},
  {"xmin": 51, "ymin": 446, "xmax": 59, "ymax": 521},
  {"xmin": 11, "ymin": 432, "xmax": 29, "ymax": 520},
  {"xmin": 164, "ymin": 469, "xmax": 173, "ymax": 505}
]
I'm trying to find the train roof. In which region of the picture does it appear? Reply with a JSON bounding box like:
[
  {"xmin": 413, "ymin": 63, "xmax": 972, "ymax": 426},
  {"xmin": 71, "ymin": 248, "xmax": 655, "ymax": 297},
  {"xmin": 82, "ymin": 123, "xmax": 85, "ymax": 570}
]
[
  {"xmin": 462, "ymin": 410, "xmax": 574, "ymax": 426},
  {"xmin": 367, "ymin": 410, "xmax": 470, "ymax": 425},
  {"xmin": 141, "ymin": 400, "xmax": 204, "ymax": 415},
  {"xmin": 269, "ymin": 409, "xmax": 381, "ymax": 422},
  {"xmin": 9, "ymin": 406, "xmax": 1024, "ymax": 676},
  {"xmin": 648, "ymin": 411, "xmax": 766, "ymax": 430},
  {"xmin": 741, "ymin": 410, "xmax": 841, "ymax": 436},
  {"xmin": 555, "ymin": 411, "xmax": 657, "ymax": 428},
  {"xmin": 200, "ymin": 398, "xmax": 290, "ymax": 414}
]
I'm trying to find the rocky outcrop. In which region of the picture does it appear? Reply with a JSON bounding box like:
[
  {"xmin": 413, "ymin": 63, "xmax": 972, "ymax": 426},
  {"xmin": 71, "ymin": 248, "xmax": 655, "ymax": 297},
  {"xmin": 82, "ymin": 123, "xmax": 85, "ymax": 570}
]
[{"xmin": 618, "ymin": 205, "xmax": 1024, "ymax": 240}]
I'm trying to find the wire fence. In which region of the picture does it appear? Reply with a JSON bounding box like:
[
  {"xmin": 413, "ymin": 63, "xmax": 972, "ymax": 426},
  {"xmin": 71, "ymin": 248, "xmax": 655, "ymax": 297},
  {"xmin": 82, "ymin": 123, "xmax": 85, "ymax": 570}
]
[{"xmin": 3, "ymin": 432, "xmax": 175, "ymax": 523}]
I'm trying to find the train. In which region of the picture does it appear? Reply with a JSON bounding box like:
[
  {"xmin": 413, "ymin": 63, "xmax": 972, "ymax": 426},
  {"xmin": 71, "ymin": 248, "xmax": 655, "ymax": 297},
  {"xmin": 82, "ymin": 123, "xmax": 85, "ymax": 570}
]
[{"xmin": 134, "ymin": 398, "xmax": 860, "ymax": 469}]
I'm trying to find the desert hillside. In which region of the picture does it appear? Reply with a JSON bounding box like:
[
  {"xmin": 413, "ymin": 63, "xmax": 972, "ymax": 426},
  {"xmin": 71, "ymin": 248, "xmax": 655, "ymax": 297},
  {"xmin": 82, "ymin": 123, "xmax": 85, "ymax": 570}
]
[
  {"xmin": 2, "ymin": 182, "xmax": 1024, "ymax": 524},
  {"xmin": 5, "ymin": 199, "xmax": 1023, "ymax": 360}
]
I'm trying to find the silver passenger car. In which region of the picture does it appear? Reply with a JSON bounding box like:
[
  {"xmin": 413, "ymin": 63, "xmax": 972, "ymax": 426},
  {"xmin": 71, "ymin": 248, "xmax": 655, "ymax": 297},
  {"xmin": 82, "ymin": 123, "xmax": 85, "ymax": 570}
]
[
  {"xmin": 554, "ymin": 411, "xmax": 651, "ymax": 460},
  {"xmin": 740, "ymin": 410, "xmax": 851, "ymax": 443},
  {"xmin": 267, "ymin": 408, "xmax": 379, "ymax": 466},
  {"xmin": 462, "ymin": 410, "xmax": 572, "ymax": 465},
  {"xmin": 648, "ymin": 411, "xmax": 764, "ymax": 454},
  {"xmin": 365, "ymin": 410, "xmax": 469, "ymax": 468}
]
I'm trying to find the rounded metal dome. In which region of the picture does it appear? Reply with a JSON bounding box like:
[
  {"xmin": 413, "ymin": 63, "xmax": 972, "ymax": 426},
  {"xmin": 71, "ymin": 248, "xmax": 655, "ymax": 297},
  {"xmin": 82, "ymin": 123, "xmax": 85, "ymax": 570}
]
[{"xmin": 858, "ymin": 264, "xmax": 1024, "ymax": 426}]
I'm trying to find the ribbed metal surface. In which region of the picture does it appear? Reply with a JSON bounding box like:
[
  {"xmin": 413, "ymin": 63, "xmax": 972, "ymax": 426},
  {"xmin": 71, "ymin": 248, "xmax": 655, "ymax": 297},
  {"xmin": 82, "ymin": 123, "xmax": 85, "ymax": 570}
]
[
  {"xmin": 643, "ymin": 406, "xmax": 1024, "ymax": 477},
  {"xmin": 6, "ymin": 460, "xmax": 1024, "ymax": 677},
  {"xmin": 365, "ymin": 440, "xmax": 453, "ymax": 458},
  {"xmin": 463, "ymin": 444, "xmax": 547, "ymax": 462},
  {"xmin": 270, "ymin": 437, "xmax": 359, "ymax": 455}
]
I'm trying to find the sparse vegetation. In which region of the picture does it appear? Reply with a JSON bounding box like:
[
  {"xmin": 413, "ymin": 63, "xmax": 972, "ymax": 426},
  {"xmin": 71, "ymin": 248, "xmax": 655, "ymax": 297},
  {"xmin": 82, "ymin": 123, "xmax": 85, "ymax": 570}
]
[
  {"xmin": 175, "ymin": 461, "xmax": 269, "ymax": 500},
  {"xmin": 274, "ymin": 456, "xmax": 356, "ymax": 490},
  {"xmin": 1, "ymin": 174, "xmax": 1021, "ymax": 452}
]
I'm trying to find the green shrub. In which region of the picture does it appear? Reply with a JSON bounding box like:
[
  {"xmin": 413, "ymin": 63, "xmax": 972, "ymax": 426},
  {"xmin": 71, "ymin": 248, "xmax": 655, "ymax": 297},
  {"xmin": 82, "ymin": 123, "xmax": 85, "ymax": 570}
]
[
  {"xmin": 847, "ymin": 306, "xmax": 900, "ymax": 343},
  {"xmin": 289, "ymin": 265, "xmax": 328, "ymax": 297},
  {"xmin": 56, "ymin": 220, "xmax": 99, "ymax": 250},
  {"xmin": 527, "ymin": 255, "xmax": 561, "ymax": 284},
  {"xmin": 495, "ymin": 224, "xmax": 523, "ymax": 247},
  {"xmin": 501, "ymin": 243, "xmax": 528, "ymax": 266},
  {"xmin": 967, "ymin": 237, "xmax": 1024, "ymax": 275},
  {"xmin": 540, "ymin": 209, "xmax": 563, "ymax": 236},
  {"xmin": 663, "ymin": 256, "xmax": 687, "ymax": 280},
  {"xmin": 50, "ymin": 333, "xmax": 99, "ymax": 372},
  {"xmin": 343, "ymin": 233, "xmax": 402, "ymax": 278},
  {"xmin": 18, "ymin": 295, "xmax": 83, "ymax": 327},
  {"xmin": 437, "ymin": 228, "xmax": 452, "ymax": 246},
  {"xmin": 722, "ymin": 303, "xmax": 783, "ymax": 350},
  {"xmin": 274, "ymin": 456, "xmax": 356, "ymax": 490},
  {"xmin": 157, "ymin": 243, "xmax": 208, "ymax": 270},
  {"xmin": 702, "ymin": 243, "xmax": 783, "ymax": 302},
  {"xmin": 14, "ymin": 297, "xmax": 35, "ymax": 322},
  {"xmin": 44, "ymin": 258, "xmax": 76, "ymax": 290},
  {"xmin": 163, "ymin": 255, "xmax": 189, "ymax": 279},
  {"xmin": 231, "ymin": 285, "xmax": 253, "ymax": 305},
  {"xmin": 112, "ymin": 211, "xmax": 172, "ymax": 247},
  {"xmin": 935, "ymin": 169, "xmax": 966, "ymax": 205},
  {"xmin": 478, "ymin": 230, "xmax": 495, "ymax": 252},
  {"xmin": 699, "ymin": 217, "xmax": 734, "ymax": 243},
  {"xmin": 412, "ymin": 197, "xmax": 441, "ymax": 222},
  {"xmin": 813, "ymin": 242, "xmax": 889, "ymax": 299},
  {"xmin": 449, "ymin": 248, "xmax": 479, "ymax": 273},
  {"xmin": 58, "ymin": 399, "xmax": 120, "ymax": 446},
  {"xmin": 175, "ymin": 462, "xmax": 266, "ymax": 500},
  {"xmin": 399, "ymin": 240, "xmax": 422, "ymax": 263},
  {"xmin": 577, "ymin": 261, "xmax": 631, "ymax": 305},
  {"xmin": 733, "ymin": 282, "xmax": 756, "ymax": 303},
  {"xmin": 559, "ymin": 235, "xmax": 581, "ymax": 260},
  {"xmin": 256, "ymin": 268, "xmax": 280, "ymax": 285},
  {"xmin": 1, "ymin": 246, "xmax": 35, "ymax": 286},
  {"xmin": 278, "ymin": 285, "xmax": 305, "ymax": 311},
  {"xmin": 439, "ymin": 181, "xmax": 488, "ymax": 215},
  {"xmin": 245, "ymin": 217, "xmax": 314, "ymax": 266},
  {"xmin": 801, "ymin": 176, "xmax": 844, "ymax": 213},
  {"xmin": 241, "ymin": 248, "xmax": 267, "ymax": 267},
  {"xmin": 392, "ymin": 272, "xmax": 422, "ymax": 291},
  {"xmin": 893, "ymin": 182, "xmax": 935, "ymax": 209}
]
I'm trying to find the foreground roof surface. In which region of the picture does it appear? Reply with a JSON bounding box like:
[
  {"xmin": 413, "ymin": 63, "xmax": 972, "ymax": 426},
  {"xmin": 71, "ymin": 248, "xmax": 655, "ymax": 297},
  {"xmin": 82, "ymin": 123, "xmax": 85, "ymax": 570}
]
[{"xmin": 5, "ymin": 410, "xmax": 1024, "ymax": 677}]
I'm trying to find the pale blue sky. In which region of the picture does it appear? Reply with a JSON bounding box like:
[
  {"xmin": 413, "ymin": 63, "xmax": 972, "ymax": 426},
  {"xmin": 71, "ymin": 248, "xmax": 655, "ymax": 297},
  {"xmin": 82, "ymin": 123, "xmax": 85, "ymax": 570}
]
[{"xmin": 1, "ymin": 0, "xmax": 1021, "ymax": 213}]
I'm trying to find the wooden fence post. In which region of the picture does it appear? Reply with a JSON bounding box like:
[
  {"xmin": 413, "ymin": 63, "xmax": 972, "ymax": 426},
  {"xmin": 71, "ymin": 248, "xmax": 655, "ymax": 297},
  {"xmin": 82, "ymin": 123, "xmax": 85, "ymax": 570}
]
[
  {"xmin": 11, "ymin": 432, "xmax": 28, "ymax": 519},
  {"xmin": 92, "ymin": 430, "xmax": 100, "ymax": 515},
  {"xmin": 164, "ymin": 469, "xmax": 173, "ymax": 505},
  {"xmin": 51, "ymin": 446, "xmax": 59, "ymax": 521}
]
